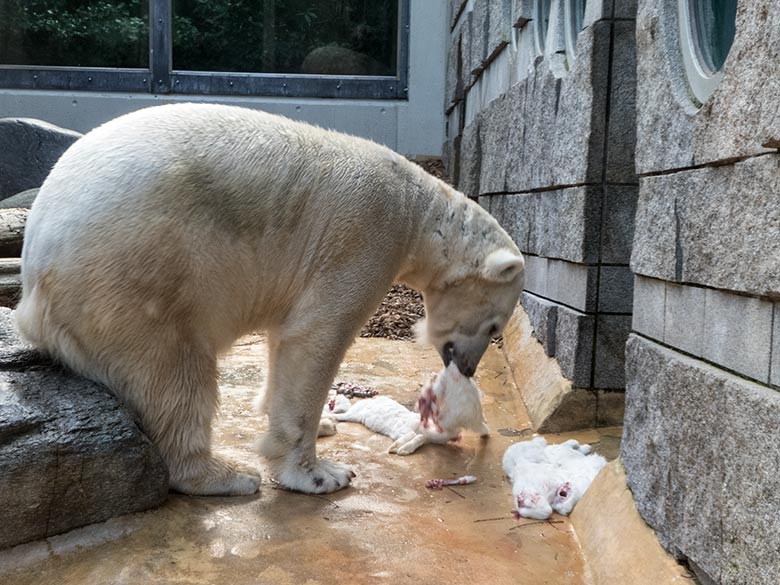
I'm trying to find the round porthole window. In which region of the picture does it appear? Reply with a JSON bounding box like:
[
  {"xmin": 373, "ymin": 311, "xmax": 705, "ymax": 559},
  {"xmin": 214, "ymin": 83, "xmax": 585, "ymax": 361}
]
[
  {"xmin": 533, "ymin": 0, "xmax": 552, "ymax": 56},
  {"xmin": 678, "ymin": 0, "xmax": 738, "ymax": 104}
]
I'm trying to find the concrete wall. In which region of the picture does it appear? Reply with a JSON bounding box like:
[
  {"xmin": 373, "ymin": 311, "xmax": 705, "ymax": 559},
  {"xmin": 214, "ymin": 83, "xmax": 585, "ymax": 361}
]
[
  {"xmin": 0, "ymin": 0, "xmax": 446, "ymax": 158},
  {"xmin": 445, "ymin": 0, "xmax": 638, "ymax": 430},
  {"xmin": 621, "ymin": 2, "xmax": 780, "ymax": 584}
]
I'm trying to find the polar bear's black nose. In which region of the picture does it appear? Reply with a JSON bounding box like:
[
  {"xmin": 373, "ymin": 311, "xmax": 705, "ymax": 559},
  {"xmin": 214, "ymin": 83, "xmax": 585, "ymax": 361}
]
[
  {"xmin": 441, "ymin": 341, "xmax": 455, "ymax": 366},
  {"xmin": 459, "ymin": 362, "xmax": 476, "ymax": 377}
]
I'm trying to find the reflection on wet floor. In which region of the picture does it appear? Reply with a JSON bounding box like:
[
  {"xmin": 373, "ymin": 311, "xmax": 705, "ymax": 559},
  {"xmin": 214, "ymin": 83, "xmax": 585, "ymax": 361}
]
[{"xmin": 1, "ymin": 336, "xmax": 622, "ymax": 585}]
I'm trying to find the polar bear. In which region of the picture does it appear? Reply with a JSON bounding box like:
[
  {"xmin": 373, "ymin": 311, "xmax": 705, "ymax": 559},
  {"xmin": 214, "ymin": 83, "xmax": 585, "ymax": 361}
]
[{"xmin": 16, "ymin": 103, "xmax": 524, "ymax": 496}]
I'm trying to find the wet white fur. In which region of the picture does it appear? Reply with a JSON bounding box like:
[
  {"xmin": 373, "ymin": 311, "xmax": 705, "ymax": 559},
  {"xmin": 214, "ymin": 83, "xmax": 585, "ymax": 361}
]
[
  {"xmin": 503, "ymin": 437, "xmax": 606, "ymax": 519},
  {"xmin": 332, "ymin": 364, "xmax": 488, "ymax": 455},
  {"xmin": 16, "ymin": 103, "xmax": 523, "ymax": 495}
]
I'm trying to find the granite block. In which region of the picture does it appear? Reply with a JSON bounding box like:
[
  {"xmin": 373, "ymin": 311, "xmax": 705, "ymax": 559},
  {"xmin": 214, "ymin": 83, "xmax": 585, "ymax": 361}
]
[
  {"xmin": 601, "ymin": 185, "xmax": 638, "ymax": 264},
  {"xmin": 631, "ymin": 275, "xmax": 665, "ymax": 341},
  {"xmin": 555, "ymin": 305, "xmax": 595, "ymax": 387},
  {"xmin": 772, "ymin": 304, "xmax": 779, "ymax": 387},
  {"xmin": 633, "ymin": 159, "xmax": 780, "ymax": 297},
  {"xmin": 597, "ymin": 265, "xmax": 634, "ymax": 314},
  {"xmin": 702, "ymin": 288, "xmax": 773, "ymax": 383},
  {"xmin": 606, "ymin": 19, "xmax": 638, "ymax": 183},
  {"xmin": 520, "ymin": 291, "xmax": 558, "ymax": 356},
  {"xmin": 623, "ymin": 334, "xmax": 780, "ymax": 585},
  {"xmin": 594, "ymin": 314, "xmax": 631, "ymax": 388},
  {"xmin": 663, "ymin": 282, "xmax": 705, "ymax": 357}
]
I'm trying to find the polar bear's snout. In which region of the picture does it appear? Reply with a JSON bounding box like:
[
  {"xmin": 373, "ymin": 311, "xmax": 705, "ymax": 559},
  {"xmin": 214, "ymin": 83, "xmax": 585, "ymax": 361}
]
[{"xmin": 439, "ymin": 339, "xmax": 483, "ymax": 378}]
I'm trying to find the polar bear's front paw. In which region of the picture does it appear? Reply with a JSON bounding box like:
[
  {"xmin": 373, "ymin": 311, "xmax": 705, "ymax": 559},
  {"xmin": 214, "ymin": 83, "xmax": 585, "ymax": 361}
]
[{"xmin": 277, "ymin": 457, "xmax": 355, "ymax": 494}]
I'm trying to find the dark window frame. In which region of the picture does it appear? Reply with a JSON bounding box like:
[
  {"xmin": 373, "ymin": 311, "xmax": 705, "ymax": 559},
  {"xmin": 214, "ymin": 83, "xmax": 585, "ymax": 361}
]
[{"xmin": 0, "ymin": 0, "xmax": 410, "ymax": 100}]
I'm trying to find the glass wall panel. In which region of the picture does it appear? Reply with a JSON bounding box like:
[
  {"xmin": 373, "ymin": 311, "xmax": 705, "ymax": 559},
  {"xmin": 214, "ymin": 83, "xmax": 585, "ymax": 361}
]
[
  {"xmin": 172, "ymin": 0, "xmax": 398, "ymax": 76},
  {"xmin": 692, "ymin": 0, "xmax": 738, "ymax": 73},
  {"xmin": 0, "ymin": 0, "xmax": 149, "ymax": 68}
]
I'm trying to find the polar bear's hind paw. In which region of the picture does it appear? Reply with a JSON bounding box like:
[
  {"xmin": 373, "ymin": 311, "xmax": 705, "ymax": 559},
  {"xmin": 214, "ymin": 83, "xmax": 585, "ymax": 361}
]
[{"xmin": 170, "ymin": 455, "xmax": 262, "ymax": 496}]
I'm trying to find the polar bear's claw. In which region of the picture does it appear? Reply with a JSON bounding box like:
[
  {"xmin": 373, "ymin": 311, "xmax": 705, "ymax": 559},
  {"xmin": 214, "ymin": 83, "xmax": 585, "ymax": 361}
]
[{"xmin": 277, "ymin": 458, "xmax": 354, "ymax": 494}]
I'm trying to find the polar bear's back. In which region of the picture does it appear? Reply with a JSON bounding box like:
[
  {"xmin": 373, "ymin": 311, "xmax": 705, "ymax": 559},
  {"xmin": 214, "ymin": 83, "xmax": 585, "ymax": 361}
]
[
  {"xmin": 17, "ymin": 104, "xmax": 434, "ymax": 364},
  {"xmin": 34, "ymin": 103, "xmax": 404, "ymax": 222}
]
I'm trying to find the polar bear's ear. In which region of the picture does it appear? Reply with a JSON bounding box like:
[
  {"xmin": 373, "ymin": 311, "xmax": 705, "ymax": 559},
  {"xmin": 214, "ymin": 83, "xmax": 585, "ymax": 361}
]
[{"xmin": 482, "ymin": 248, "xmax": 525, "ymax": 282}]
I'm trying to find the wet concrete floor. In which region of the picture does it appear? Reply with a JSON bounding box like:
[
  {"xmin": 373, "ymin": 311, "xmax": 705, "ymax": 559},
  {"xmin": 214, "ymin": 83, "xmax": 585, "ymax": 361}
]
[{"xmin": 1, "ymin": 336, "xmax": 621, "ymax": 585}]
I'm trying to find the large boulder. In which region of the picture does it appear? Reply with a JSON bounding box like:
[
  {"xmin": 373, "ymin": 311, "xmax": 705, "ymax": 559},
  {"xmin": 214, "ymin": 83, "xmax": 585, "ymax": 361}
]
[
  {"xmin": 0, "ymin": 187, "xmax": 38, "ymax": 210},
  {"xmin": 0, "ymin": 118, "xmax": 81, "ymax": 200},
  {"xmin": 0, "ymin": 308, "xmax": 168, "ymax": 550}
]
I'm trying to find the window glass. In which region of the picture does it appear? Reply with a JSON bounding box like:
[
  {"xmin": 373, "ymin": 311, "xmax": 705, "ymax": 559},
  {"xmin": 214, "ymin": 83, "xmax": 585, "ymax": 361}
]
[
  {"xmin": 534, "ymin": 0, "xmax": 552, "ymax": 54},
  {"xmin": 564, "ymin": 0, "xmax": 586, "ymax": 60},
  {"xmin": 574, "ymin": 0, "xmax": 585, "ymax": 32},
  {"xmin": 172, "ymin": 0, "xmax": 398, "ymax": 76},
  {"xmin": 0, "ymin": 0, "xmax": 149, "ymax": 68},
  {"xmin": 692, "ymin": 0, "xmax": 737, "ymax": 73}
]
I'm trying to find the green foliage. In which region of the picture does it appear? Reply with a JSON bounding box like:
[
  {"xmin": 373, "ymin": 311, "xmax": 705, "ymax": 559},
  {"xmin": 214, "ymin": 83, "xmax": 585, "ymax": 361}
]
[
  {"xmin": 0, "ymin": 0, "xmax": 148, "ymax": 67},
  {"xmin": 0, "ymin": 0, "xmax": 398, "ymax": 74},
  {"xmin": 173, "ymin": 0, "xmax": 398, "ymax": 74}
]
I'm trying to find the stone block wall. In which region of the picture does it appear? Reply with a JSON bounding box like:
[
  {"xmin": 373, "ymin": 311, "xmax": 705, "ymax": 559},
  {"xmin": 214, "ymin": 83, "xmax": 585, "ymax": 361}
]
[
  {"xmin": 622, "ymin": 2, "xmax": 780, "ymax": 584},
  {"xmin": 444, "ymin": 0, "xmax": 637, "ymax": 430}
]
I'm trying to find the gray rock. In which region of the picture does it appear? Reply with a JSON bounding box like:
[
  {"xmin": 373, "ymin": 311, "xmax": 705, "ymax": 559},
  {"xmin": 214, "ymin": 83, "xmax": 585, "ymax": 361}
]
[
  {"xmin": 772, "ymin": 303, "xmax": 780, "ymax": 387},
  {"xmin": 606, "ymin": 20, "xmax": 638, "ymax": 183},
  {"xmin": 511, "ymin": 0, "xmax": 533, "ymax": 28},
  {"xmin": 0, "ymin": 258, "xmax": 21, "ymax": 308},
  {"xmin": 458, "ymin": 119, "xmax": 481, "ymax": 197},
  {"xmin": 491, "ymin": 191, "xmax": 538, "ymax": 255},
  {"xmin": 623, "ymin": 334, "xmax": 780, "ymax": 585},
  {"xmin": 632, "ymin": 157, "xmax": 780, "ymax": 297},
  {"xmin": 487, "ymin": 0, "xmax": 511, "ymax": 62},
  {"xmin": 459, "ymin": 11, "xmax": 475, "ymax": 90},
  {"xmin": 520, "ymin": 291, "xmax": 558, "ymax": 356},
  {"xmin": 0, "ymin": 188, "xmax": 38, "ymax": 210},
  {"xmin": 633, "ymin": 1, "xmax": 695, "ymax": 175},
  {"xmin": 491, "ymin": 187, "xmax": 602, "ymax": 264},
  {"xmin": 636, "ymin": 0, "xmax": 780, "ymax": 173},
  {"xmin": 469, "ymin": 0, "xmax": 488, "ymax": 76},
  {"xmin": 0, "ymin": 119, "xmax": 81, "ymax": 200},
  {"xmin": 630, "ymin": 177, "xmax": 677, "ymax": 282},
  {"xmin": 450, "ymin": 0, "xmax": 468, "ymax": 29},
  {"xmin": 593, "ymin": 315, "xmax": 630, "ymax": 388},
  {"xmin": 631, "ymin": 275, "xmax": 665, "ymax": 342},
  {"xmin": 613, "ymin": 0, "xmax": 638, "ymax": 19},
  {"xmin": 600, "ymin": 185, "xmax": 638, "ymax": 264},
  {"xmin": 701, "ymin": 288, "xmax": 772, "ymax": 383},
  {"xmin": 502, "ymin": 21, "xmax": 612, "ymax": 193},
  {"xmin": 522, "ymin": 256, "xmax": 598, "ymax": 313},
  {"xmin": 0, "ymin": 308, "xmax": 168, "ymax": 549},
  {"xmin": 554, "ymin": 304, "xmax": 594, "ymax": 387},
  {"xmin": 691, "ymin": 0, "xmax": 780, "ymax": 167},
  {"xmin": 544, "ymin": 260, "xmax": 597, "ymax": 313},
  {"xmin": 0, "ymin": 208, "xmax": 28, "ymax": 258},
  {"xmin": 478, "ymin": 93, "xmax": 510, "ymax": 193},
  {"xmin": 663, "ymin": 282, "xmax": 705, "ymax": 357},
  {"xmin": 442, "ymin": 135, "xmax": 461, "ymax": 186},
  {"xmin": 597, "ymin": 265, "xmax": 633, "ymax": 313},
  {"xmin": 445, "ymin": 32, "xmax": 463, "ymax": 110}
]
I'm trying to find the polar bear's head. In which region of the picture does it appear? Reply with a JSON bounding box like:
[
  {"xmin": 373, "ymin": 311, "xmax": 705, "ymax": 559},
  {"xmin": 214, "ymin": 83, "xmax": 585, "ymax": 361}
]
[{"xmin": 417, "ymin": 248, "xmax": 524, "ymax": 377}]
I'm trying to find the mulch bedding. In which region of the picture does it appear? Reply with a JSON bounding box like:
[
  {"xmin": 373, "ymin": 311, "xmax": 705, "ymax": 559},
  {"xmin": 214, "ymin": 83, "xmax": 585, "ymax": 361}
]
[
  {"xmin": 360, "ymin": 284, "xmax": 424, "ymax": 341},
  {"xmin": 359, "ymin": 158, "xmax": 446, "ymax": 341}
]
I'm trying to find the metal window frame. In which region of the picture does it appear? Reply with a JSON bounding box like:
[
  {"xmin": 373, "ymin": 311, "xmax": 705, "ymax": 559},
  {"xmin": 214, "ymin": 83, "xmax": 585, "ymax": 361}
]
[{"xmin": 0, "ymin": 0, "xmax": 410, "ymax": 100}]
